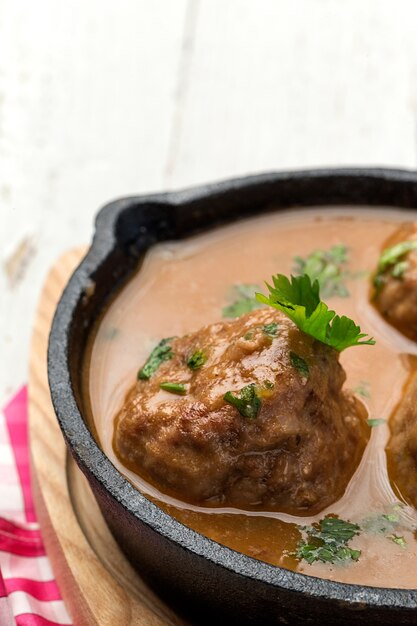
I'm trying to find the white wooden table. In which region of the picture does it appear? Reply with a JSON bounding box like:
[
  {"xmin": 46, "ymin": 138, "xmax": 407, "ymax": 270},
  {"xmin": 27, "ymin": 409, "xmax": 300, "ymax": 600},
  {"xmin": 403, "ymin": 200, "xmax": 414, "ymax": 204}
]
[{"xmin": 2, "ymin": 0, "xmax": 417, "ymax": 406}]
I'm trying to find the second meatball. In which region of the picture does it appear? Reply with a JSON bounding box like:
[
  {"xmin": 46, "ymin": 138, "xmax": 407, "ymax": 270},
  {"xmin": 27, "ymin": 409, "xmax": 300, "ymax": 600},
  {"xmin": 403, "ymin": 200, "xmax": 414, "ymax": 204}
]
[{"xmin": 373, "ymin": 222, "xmax": 417, "ymax": 341}]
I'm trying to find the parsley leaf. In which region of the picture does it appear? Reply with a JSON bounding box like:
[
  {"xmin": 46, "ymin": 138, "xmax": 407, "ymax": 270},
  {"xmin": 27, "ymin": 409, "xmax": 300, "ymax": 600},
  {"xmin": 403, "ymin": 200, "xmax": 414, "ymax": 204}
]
[
  {"xmin": 296, "ymin": 517, "xmax": 361, "ymax": 565},
  {"xmin": 160, "ymin": 382, "xmax": 187, "ymax": 395},
  {"xmin": 373, "ymin": 240, "xmax": 417, "ymax": 294},
  {"xmin": 290, "ymin": 352, "xmax": 309, "ymax": 378},
  {"xmin": 138, "ymin": 338, "xmax": 174, "ymax": 380},
  {"xmin": 222, "ymin": 284, "xmax": 263, "ymax": 318},
  {"xmin": 187, "ymin": 350, "xmax": 207, "ymax": 370},
  {"xmin": 257, "ymin": 274, "xmax": 375, "ymax": 352},
  {"xmin": 224, "ymin": 383, "xmax": 261, "ymax": 419},
  {"xmin": 293, "ymin": 244, "xmax": 350, "ymax": 298}
]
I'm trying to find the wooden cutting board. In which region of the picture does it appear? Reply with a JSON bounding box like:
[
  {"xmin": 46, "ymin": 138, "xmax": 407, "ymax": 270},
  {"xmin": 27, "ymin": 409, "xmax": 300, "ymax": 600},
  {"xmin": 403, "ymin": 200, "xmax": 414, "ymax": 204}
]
[{"xmin": 28, "ymin": 248, "xmax": 188, "ymax": 626}]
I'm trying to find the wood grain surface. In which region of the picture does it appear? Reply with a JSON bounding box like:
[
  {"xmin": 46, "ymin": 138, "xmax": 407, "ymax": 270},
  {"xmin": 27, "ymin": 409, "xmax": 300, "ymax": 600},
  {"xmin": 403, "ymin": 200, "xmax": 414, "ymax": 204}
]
[{"xmin": 28, "ymin": 249, "xmax": 187, "ymax": 626}]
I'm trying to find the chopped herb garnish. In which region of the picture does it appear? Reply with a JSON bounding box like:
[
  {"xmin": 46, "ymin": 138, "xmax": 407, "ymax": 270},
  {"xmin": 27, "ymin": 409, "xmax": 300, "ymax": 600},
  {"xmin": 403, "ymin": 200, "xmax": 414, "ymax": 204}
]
[
  {"xmin": 367, "ymin": 418, "xmax": 385, "ymax": 428},
  {"xmin": 262, "ymin": 322, "xmax": 279, "ymax": 337},
  {"xmin": 299, "ymin": 504, "xmax": 411, "ymax": 565},
  {"xmin": 160, "ymin": 382, "xmax": 187, "ymax": 395},
  {"xmin": 377, "ymin": 240, "xmax": 417, "ymax": 273},
  {"xmin": 361, "ymin": 511, "xmax": 399, "ymax": 535},
  {"xmin": 224, "ymin": 383, "xmax": 261, "ymax": 419},
  {"xmin": 391, "ymin": 260, "xmax": 408, "ymax": 279},
  {"xmin": 360, "ymin": 504, "xmax": 407, "ymax": 541},
  {"xmin": 388, "ymin": 534, "xmax": 406, "ymax": 547},
  {"xmin": 373, "ymin": 240, "xmax": 417, "ymax": 295},
  {"xmin": 138, "ymin": 338, "xmax": 174, "ymax": 380},
  {"xmin": 264, "ymin": 380, "xmax": 274, "ymax": 389},
  {"xmin": 222, "ymin": 284, "xmax": 263, "ymax": 318},
  {"xmin": 244, "ymin": 331, "xmax": 254, "ymax": 340},
  {"xmin": 318, "ymin": 517, "xmax": 360, "ymax": 542},
  {"xmin": 296, "ymin": 517, "xmax": 361, "ymax": 565},
  {"xmin": 257, "ymin": 274, "xmax": 375, "ymax": 352},
  {"xmin": 354, "ymin": 381, "xmax": 371, "ymax": 399},
  {"xmin": 293, "ymin": 244, "xmax": 350, "ymax": 298},
  {"xmin": 187, "ymin": 350, "xmax": 207, "ymax": 370},
  {"xmin": 290, "ymin": 352, "xmax": 309, "ymax": 378}
]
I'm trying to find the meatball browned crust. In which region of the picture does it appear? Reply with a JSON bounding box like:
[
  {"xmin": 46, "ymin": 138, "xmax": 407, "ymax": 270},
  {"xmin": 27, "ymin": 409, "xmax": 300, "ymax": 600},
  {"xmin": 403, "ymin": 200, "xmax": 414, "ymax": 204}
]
[
  {"xmin": 114, "ymin": 309, "xmax": 369, "ymax": 514},
  {"xmin": 373, "ymin": 222, "xmax": 417, "ymax": 341},
  {"xmin": 387, "ymin": 366, "xmax": 417, "ymax": 508}
]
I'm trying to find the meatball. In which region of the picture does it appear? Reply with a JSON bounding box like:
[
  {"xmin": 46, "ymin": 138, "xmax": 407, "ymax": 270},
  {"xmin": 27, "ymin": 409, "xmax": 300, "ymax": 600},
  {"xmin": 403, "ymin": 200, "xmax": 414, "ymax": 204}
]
[
  {"xmin": 114, "ymin": 309, "xmax": 369, "ymax": 514},
  {"xmin": 373, "ymin": 222, "xmax": 417, "ymax": 341},
  {"xmin": 387, "ymin": 366, "xmax": 417, "ymax": 507}
]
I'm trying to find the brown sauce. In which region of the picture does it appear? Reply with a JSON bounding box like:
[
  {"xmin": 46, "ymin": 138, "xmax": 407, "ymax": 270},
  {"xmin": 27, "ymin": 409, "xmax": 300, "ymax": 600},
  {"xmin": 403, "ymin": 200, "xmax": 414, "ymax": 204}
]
[{"xmin": 84, "ymin": 207, "xmax": 417, "ymax": 588}]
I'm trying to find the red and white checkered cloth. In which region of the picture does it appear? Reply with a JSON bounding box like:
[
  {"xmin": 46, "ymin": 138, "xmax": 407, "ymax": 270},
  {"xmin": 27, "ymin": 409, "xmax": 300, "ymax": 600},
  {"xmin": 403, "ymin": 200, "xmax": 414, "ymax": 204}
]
[{"xmin": 0, "ymin": 387, "xmax": 71, "ymax": 626}]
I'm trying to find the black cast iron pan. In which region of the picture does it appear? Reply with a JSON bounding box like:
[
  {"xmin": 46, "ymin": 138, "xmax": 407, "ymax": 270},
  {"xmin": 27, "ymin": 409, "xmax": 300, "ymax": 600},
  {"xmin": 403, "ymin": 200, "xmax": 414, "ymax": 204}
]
[{"xmin": 48, "ymin": 168, "xmax": 417, "ymax": 625}]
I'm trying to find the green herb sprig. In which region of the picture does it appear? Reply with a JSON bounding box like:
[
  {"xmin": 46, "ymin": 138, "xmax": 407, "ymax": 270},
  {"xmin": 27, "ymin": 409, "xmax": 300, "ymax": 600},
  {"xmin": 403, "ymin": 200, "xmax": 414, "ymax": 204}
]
[{"xmin": 257, "ymin": 274, "xmax": 375, "ymax": 352}]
